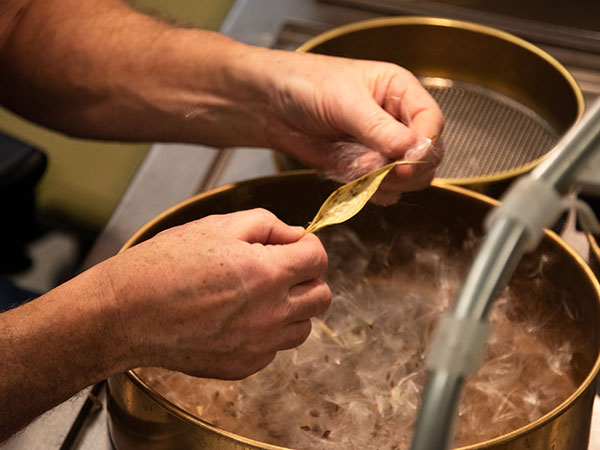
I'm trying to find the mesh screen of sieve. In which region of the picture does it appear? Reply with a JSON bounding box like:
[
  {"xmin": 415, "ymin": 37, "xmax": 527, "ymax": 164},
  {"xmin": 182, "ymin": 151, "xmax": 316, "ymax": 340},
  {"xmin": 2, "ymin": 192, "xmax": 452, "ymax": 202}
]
[{"xmin": 423, "ymin": 78, "xmax": 558, "ymax": 180}]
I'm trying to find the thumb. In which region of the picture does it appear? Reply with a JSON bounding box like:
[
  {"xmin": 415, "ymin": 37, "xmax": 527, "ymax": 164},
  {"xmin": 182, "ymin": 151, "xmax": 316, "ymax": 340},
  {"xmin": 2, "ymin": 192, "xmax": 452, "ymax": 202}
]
[
  {"xmin": 264, "ymin": 224, "xmax": 307, "ymax": 246},
  {"xmin": 234, "ymin": 209, "xmax": 306, "ymax": 245},
  {"xmin": 346, "ymin": 99, "xmax": 420, "ymax": 159}
]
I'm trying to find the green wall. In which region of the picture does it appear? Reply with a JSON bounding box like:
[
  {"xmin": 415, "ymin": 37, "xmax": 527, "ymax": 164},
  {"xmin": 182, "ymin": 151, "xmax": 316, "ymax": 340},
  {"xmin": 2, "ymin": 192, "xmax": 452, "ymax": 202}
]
[{"xmin": 127, "ymin": 0, "xmax": 234, "ymax": 29}]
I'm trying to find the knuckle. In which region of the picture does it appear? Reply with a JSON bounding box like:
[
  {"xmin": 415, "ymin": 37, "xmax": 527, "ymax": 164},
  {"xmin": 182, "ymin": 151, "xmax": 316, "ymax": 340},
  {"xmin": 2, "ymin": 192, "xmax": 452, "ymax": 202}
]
[
  {"xmin": 196, "ymin": 213, "xmax": 223, "ymax": 226},
  {"xmin": 314, "ymin": 247, "xmax": 329, "ymax": 275},
  {"xmin": 370, "ymin": 60, "xmax": 405, "ymax": 78},
  {"xmin": 302, "ymin": 281, "xmax": 332, "ymax": 317},
  {"xmin": 316, "ymin": 281, "xmax": 332, "ymax": 313},
  {"xmin": 248, "ymin": 207, "xmax": 276, "ymax": 223},
  {"xmin": 304, "ymin": 234, "xmax": 328, "ymax": 273},
  {"xmin": 363, "ymin": 111, "xmax": 392, "ymax": 137}
]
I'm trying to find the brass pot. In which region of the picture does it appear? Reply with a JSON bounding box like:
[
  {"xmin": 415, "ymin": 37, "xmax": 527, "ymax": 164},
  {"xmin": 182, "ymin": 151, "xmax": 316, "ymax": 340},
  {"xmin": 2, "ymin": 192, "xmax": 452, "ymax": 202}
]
[
  {"xmin": 108, "ymin": 172, "xmax": 600, "ymax": 450},
  {"xmin": 274, "ymin": 17, "xmax": 584, "ymax": 197}
]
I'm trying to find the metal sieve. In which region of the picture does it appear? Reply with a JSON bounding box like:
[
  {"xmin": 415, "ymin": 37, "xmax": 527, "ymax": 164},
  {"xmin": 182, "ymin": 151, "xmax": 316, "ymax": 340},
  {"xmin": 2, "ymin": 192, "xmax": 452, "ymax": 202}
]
[
  {"xmin": 276, "ymin": 17, "xmax": 584, "ymax": 196},
  {"xmin": 424, "ymin": 78, "xmax": 557, "ymax": 179}
]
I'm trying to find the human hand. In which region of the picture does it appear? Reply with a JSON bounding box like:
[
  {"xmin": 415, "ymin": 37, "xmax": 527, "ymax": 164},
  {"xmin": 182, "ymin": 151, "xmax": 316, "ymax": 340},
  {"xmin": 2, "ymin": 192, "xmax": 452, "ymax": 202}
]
[
  {"xmin": 105, "ymin": 209, "xmax": 331, "ymax": 379},
  {"xmin": 255, "ymin": 50, "xmax": 444, "ymax": 204}
]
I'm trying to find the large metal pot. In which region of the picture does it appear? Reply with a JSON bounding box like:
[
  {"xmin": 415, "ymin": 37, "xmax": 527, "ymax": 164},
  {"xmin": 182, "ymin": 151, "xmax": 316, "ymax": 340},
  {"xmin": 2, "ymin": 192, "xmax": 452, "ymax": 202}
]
[
  {"xmin": 107, "ymin": 172, "xmax": 600, "ymax": 450},
  {"xmin": 275, "ymin": 17, "xmax": 584, "ymax": 197}
]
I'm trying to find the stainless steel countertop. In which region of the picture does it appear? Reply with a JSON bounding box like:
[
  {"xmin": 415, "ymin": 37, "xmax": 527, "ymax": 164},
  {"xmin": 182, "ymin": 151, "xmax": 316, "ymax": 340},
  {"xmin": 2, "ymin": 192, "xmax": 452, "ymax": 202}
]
[{"xmin": 3, "ymin": 0, "xmax": 600, "ymax": 448}]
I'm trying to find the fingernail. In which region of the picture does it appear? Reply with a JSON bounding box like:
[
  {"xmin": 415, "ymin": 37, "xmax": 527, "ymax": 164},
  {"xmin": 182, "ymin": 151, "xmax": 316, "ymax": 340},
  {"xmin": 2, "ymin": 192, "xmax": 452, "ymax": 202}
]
[
  {"xmin": 292, "ymin": 226, "xmax": 307, "ymax": 234},
  {"xmin": 404, "ymin": 137, "xmax": 432, "ymax": 161}
]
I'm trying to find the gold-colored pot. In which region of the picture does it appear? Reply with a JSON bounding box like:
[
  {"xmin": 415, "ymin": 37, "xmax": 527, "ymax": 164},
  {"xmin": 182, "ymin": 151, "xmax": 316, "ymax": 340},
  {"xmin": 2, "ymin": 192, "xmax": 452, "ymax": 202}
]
[
  {"xmin": 274, "ymin": 17, "xmax": 584, "ymax": 197},
  {"xmin": 107, "ymin": 172, "xmax": 600, "ymax": 450}
]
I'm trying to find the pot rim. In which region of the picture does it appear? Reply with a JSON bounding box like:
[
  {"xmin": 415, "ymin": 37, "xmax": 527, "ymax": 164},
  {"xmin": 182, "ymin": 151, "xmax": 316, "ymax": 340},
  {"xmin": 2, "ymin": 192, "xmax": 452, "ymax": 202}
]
[
  {"xmin": 118, "ymin": 173, "xmax": 600, "ymax": 449},
  {"xmin": 295, "ymin": 16, "xmax": 585, "ymax": 187}
]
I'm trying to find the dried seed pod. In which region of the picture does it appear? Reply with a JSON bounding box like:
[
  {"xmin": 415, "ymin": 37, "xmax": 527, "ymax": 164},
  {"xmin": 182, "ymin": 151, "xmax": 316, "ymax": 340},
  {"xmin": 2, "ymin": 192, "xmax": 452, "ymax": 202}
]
[{"xmin": 306, "ymin": 161, "xmax": 423, "ymax": 233}]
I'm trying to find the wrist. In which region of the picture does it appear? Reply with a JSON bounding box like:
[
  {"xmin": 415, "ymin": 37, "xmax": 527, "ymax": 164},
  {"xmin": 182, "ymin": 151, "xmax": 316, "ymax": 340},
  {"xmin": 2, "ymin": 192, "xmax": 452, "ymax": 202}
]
[
  {"xmin": 58, "ymin": 263, "xmax": 138, "ymax": 378},
  {"xmin": 92, "ymin": 255, "xmax": 155, "ymax": 371},
  {"xmin": 182, "ymin": 36, "xmax": 276, "ymax": 147}
]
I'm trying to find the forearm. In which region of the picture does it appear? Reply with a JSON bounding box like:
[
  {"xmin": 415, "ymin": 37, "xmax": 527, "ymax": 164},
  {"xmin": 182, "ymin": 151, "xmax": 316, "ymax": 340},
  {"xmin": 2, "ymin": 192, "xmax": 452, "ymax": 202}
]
[
  {"xmin": 0, "ymin": 263, "xmax": 132, "ymax": 442},
  {"xmin": 0, "ymin": 0, "xmax": 445, "ymax": 190},
  {"xmin": 0, "ymin": 0, "xmax": 272, "ymax": 147}
]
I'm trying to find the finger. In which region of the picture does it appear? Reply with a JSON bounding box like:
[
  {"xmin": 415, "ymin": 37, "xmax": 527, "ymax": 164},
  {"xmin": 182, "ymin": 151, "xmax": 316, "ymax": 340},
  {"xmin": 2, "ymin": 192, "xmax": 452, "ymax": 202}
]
[
  {"xmin": 371, "ymin": 190, "xmax": 402, "ymax": 206},
  {"xmin": 379, "ymin": 165, "xmax": 437, "ymax": 193},
  {"xmin": 278, "ymin": 319, "xmax": 313, "ymax": 350},
  {"xmin": 270, "ymin": 232, "xmax": 329, "ymax": 285},
  {"xmin": 344, "ymin": 95, "xmax": 421, "ymax": 159},
  {"xmin": 323, "ymin": 142, "xmax": 388, "ymax": 183},
  {"xmin": 224, "ymin": 209, "xmax": 306, "ymax": 245},
  {"xmin": 378, "ymin": 135, "xmax": 441, "ymax": 188},
  {"xmin": 286, "ymin": 278, "xmax": 332, "ymax": 323},
  {"xmin": 354, "ymin": 150, "xmax": 390, "ymax": 173},
  {"xmin": 342, "ymin": 88, "xmax": 442, "ymax": 162},
  {"xmin": 385, "ymin": 75, "xmax": 445, "ymax": 141},
  {"xmin": 410, "ymin": 110, "xmax": 445, "ymax": 144},
  {"xmin": 213, "ymin": 352, "xmax": 278, "ymax": 380}
]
